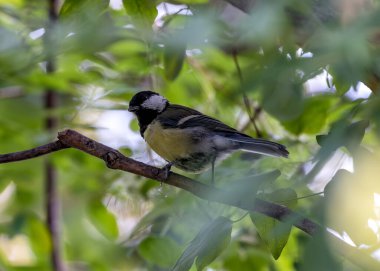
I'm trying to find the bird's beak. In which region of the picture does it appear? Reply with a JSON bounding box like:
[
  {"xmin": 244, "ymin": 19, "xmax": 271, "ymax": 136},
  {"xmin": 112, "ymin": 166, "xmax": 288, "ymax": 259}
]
[{"xmin": 128, "ymin": 106, "xmax": 139, "ymax": 112}]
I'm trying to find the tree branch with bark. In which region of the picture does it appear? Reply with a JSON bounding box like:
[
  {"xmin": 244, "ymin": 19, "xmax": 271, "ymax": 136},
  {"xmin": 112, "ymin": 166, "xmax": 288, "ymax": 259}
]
[{"xmin": 0, "ymin": 129, "xmax": 379, "ymax": 270}]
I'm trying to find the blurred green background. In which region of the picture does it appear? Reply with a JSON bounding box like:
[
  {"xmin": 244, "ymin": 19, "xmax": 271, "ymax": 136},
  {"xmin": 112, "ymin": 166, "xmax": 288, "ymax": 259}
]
[{"xmin": 0, "ymin": 0, "xmax": 380, "ymax": 270}]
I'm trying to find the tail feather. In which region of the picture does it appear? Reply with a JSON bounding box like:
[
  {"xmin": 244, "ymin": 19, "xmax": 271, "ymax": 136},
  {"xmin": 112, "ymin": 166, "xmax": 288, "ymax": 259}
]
[{"xmin": 231, "ymin": 137, "xmax": 289, "ymax": 158}]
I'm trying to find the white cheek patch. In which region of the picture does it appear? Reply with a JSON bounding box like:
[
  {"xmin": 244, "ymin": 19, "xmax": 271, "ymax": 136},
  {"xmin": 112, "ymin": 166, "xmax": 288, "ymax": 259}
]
[{"xmin": 142, "ymin": 95, "xmax": 167, "ymax": 112}]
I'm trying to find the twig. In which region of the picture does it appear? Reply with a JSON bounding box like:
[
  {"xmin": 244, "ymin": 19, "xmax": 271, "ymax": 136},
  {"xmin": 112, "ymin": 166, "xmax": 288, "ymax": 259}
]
[
  {"xmin": 0, "ymin": 141, "xmax": 69, "ymax": 163},
  {"xmin": 232, "ymin": 50, "xmax": 262, "ymax": 137},
  {"xmin": 1, "ymin": 129, "xmax": 379, "ymax": 270},
  {"xmin": 275, "ymin": 191, "xmax": 325, "ymax": 204}
]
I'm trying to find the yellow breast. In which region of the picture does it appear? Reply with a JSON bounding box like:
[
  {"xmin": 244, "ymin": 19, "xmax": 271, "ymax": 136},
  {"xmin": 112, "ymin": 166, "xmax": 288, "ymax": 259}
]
[{"xmin": 144, "ymin": 121, "xmax": 193, "ymax": 162}]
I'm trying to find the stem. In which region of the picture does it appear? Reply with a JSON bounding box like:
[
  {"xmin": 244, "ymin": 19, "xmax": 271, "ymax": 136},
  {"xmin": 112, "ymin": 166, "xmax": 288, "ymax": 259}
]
[
  {"xmin": 275, "ymin": 192, "xmax": 325, "ymax": 204},
  {"xmin": 44, "ymin": 0, "xmax": 64, "ymax": 270},
  {"xmin": 232, "ymin": 50, "xmax": 262, "ymax": 137}
]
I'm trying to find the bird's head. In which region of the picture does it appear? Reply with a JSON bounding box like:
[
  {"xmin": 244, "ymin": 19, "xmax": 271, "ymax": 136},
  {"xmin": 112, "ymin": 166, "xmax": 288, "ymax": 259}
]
[
  {"xmin": 128, "ymin": 90, "xmax": 169, "ymax": 115},
  {"xmin": 128, "ymin": 91, "xmax": 169, "ymax": 132}
]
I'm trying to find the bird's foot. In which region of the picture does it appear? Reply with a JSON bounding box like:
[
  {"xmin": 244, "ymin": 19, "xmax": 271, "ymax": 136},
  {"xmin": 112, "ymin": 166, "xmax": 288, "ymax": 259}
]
[
  {"xmin": 211, "ymin": 158, "xmax": 216, "ymax": 187},
  {"xmin": 162, "ymin": 162, "xmax": 173, "ymax": 181}
]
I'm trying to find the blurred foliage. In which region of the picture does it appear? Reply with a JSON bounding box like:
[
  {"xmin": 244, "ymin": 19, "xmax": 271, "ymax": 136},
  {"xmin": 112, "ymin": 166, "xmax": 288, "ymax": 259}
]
[{"xmin": 0, "ymin": 0, "xmax": 380, "ymax": 270}]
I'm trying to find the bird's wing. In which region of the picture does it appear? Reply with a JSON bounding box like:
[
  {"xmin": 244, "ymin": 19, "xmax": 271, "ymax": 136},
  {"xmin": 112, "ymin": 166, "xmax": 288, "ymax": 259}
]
[
  {"xmin": 160, "ymin": 104, "xmax": 253, "ymax": 137},
  {"xmin": 158, "ymin": 104, "xmax": 289, "ymax": 157},
  {"xmin": 156, "ymin": 104, "xmax": 203, "ymax": 128}
]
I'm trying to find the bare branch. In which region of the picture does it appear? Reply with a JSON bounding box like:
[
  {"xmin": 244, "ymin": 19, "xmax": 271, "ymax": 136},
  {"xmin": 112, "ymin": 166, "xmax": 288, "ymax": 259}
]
[
  {"xmin": 1, "ymin": 129, "xmax": 318, "ymax": 235},
  {"xmin": 1, "ymin": 129, "xmax": 379, "ymax": 270},
  {"xmin": 0, "ymin": 141, "xmax": 69, "ymax": 163},
  {"xmin": 56, "ymin": 130, "xmax": 318, "ymax": 235}
]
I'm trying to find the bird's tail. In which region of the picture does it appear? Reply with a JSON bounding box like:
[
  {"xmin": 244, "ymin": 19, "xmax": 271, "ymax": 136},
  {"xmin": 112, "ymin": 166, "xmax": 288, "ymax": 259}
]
[{"xmin": 231, "ymin": 137, "xmax": 289, "ymax": 158}]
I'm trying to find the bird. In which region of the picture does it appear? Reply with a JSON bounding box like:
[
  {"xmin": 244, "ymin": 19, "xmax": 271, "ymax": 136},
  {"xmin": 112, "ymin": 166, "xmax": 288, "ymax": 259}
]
[{"xmin": 128, "ymin": 90, "xmax": 289, "ymax": 183}]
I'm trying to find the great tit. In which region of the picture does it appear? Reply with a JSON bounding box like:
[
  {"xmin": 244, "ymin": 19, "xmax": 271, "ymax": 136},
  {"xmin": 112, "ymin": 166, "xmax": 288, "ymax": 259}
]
[{"xmin": 128, "ymin": 91, "xmax": 289, "ymax": 182}]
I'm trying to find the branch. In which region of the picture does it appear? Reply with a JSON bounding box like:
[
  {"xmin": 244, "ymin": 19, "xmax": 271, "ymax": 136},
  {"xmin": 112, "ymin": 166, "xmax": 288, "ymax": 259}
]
[
  {"xmin": 0, "ymin": 141, "xmax": 69, "ymax": 163},
  {"xmin": 59, "ymin": 131, "xmax": 319, "ymax": 234},
  {"xmin": 1, "ymin": 129, "xmax": 379, "ymax": 269},
  {"xmin": 44, "ymin": 0, "xmax": 63, "ymax": 270},
  {"xmin": 0, "ymin": 129, "xmax": 317, "ymax": 234}
]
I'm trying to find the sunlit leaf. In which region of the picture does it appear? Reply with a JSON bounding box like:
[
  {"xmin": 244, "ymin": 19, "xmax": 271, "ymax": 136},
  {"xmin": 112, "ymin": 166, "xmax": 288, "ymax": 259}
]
[
  {"xmin": 122, "ymin": 0, "xmax": 157, "ymax": 26},
  {"xmin": 60, "ymin": 0, "xmax": 109, "ymax": 17},
  {"xmin": 283, "ymin": 96, "xmax": 336, "ymax": 135},
  {"xmin": 325, "ymin": 165, "xmax": 378, "ymax": 245},
  {"xmin": 25, "ymin": 215, "xmax": 51, "ymax": 259},
  {"xmin": 87, "ymin": 200, "xmax": 118, "ymax": 240}
]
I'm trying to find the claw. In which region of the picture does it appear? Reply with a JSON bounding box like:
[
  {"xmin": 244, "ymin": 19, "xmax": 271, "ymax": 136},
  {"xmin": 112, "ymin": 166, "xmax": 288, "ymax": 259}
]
[{"xmin": 162, "ymin": 162, "xmax": 173, "ymax": 180}]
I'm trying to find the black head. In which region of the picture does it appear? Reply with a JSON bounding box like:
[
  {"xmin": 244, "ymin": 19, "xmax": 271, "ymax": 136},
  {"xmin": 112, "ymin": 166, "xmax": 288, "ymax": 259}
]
[
  {"xmin": 128, "ymin": 91, "xmax": 168, "ymax": 113},
  {"xmin": 128, "ymin": 90, "xmax": 169, "ymax": 136}
]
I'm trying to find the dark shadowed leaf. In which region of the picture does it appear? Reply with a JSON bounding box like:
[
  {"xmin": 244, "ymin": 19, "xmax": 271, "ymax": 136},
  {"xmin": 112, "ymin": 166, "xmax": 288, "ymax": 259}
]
[
  {"xmin": 221, "ymin": 170, "xmax": 281, "ymax": 203},
  {"xmin": 164, "ymin": 39, "xmax": 186, "ymax": 81},
  {"xmin": 138, "ymin": 236, "xmax": 182, "ymax": 268},
  {"xmin": 300, "ymin": 232, "xmax": 342, "ymax": 271},
  {"xmin": 316, "ymin": 119, "xmax": 369, "ymax": 158},
  {"xmin": 172, "ymin": 216, "xmax": 232, "ymax": 271},
  {"xmin": 250, "ymin": 188, "xmax": 297, "ymax": 259}
]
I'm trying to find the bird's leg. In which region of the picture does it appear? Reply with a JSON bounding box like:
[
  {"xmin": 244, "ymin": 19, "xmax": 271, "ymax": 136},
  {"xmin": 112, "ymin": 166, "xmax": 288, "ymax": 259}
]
[
  {"xmin": 211, "ymin": 156, "xmax": 216, "ymax": 186},
  {"xmin": 162, "ymin": 162, "xmax": 173, "ymax": 181}
]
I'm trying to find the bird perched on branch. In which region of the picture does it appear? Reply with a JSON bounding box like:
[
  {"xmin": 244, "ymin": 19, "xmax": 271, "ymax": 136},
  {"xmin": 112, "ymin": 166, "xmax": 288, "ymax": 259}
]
[{"xmin": 128, "ymin": 91, "xmax": 288, "ymax": 183}]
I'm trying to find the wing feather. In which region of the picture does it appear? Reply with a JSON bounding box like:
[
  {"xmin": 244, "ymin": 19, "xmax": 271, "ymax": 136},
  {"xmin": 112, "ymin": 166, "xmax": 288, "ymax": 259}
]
[{"xmin": 157, "ymin": 104, "xmax": 289, "ymax": 157}]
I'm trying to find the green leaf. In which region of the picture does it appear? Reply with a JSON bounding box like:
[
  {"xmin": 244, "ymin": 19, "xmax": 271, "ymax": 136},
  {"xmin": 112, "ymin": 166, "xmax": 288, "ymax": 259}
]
[
  {"xmin": 174, "ymin": 0, "xmax": 209, "ymax": 3},
  {"xmin": 250, "ymin": 188, "xmax": 297, "ymax": 259},
  {"xmin": 138, "ymin": 236, "xmax": 182, "ymax": 268},
  {"xmin": 122, "ymin": 0, "xmax": 157, "ymax": 26},
  {"xmin": 164, "ymin": 39, "xmax": 186, "ymax": 81},
  {"xmin": 0, "ymin": 27, "xmax": 32, "ymax": 74},
  {"xmin": 300, "ymin": 232, "xmax": 342, "ymax": 271},
  {"xmin": 261, "ymin": 81, "xmax": 304, "ymax": 122},
  {"xmin": 323, "ymin": 169, "xmax": 352, "ymax": 199},
  {"xmin": 25, "ymin": 215, "xmax": 51, "ymax": 259},
  {"xmin": 323, "ymin": 169, "xmax": 378, "ymax": 245},
  {"xmin": 316, "ymin": 119, "xmax": 369, "ymax": 158},
  {"xmin": 87, "ymin": 200, "xmax": 118, "ymax": 240},
  {"xmin": 221, "ymin": 170, "xmax": 281, "ymax": 203},
  {"xmin": 172, "ymin": 216, "xmax": 232, "ymax": 271},
  {"xmin": 268, "ymin": 188, "xmax": 298, "ymax": 209},
  {"xmin": 283, "ymin": 96, "xmax": 335, "ymax": 135},
  {"xmin": 333, "ymin": 76, "xmax": 352, "ymax": 96},
  {"xmin": 129, "ymin": 197, "xmax": 175, "ymax": 239},
  {"xmin": 60, "ymin": 0, "xmax": 109, "ymax": 17}
]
